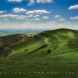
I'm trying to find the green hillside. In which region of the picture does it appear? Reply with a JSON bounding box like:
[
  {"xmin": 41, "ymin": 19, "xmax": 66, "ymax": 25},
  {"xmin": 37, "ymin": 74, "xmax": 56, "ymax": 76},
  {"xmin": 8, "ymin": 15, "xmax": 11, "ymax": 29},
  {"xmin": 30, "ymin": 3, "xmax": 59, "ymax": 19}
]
[
  {"xmin": 0, "ymin": 29, "xmax": 78, "ymax": 78},
  {"xmin": 4, "ymin": 28, "xmax": 78, "ymax": 57}
]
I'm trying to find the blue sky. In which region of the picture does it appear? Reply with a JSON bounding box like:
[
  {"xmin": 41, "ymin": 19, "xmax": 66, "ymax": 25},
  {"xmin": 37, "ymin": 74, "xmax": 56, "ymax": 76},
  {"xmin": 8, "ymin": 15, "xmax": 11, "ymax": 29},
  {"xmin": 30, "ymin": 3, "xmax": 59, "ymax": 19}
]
[{"xmin": 0, "ymin": 0, "xmax": 78, "ymax": 30}]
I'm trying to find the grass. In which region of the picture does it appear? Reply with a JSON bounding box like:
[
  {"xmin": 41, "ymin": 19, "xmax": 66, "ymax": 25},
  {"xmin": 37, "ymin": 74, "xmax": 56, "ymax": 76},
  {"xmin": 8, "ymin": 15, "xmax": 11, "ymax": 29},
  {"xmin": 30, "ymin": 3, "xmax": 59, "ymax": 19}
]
[{"xmin": 0, "ymin": 29, "xmax": 78, "ymax": 78}]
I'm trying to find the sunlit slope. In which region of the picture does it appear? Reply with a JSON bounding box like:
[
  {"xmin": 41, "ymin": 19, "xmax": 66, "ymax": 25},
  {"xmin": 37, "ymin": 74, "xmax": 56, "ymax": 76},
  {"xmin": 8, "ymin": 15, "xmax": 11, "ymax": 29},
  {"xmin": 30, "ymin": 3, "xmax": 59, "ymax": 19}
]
[
  {"xmin": 26, "ymin": 28, "xmax": 78, "ymax": 57},
  {"xmin": 35, "ymin": 29, "xmax": 78, "ymax": 56},
  {"xmin": 0, "ymin": 29, "xmax": 78, "ymax": 75},
  {"xmin": 0, "ymin": 28, "xmax": 77, "ymax": 58}
]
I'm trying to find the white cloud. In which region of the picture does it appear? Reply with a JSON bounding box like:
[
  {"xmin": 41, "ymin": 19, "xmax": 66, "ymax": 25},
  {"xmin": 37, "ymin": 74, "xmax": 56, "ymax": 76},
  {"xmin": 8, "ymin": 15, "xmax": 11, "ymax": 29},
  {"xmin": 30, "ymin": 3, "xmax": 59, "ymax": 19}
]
[
  {"xmin": 8, "ymin": 0, "xmax": 54, "ymax": 5},
  {"xmin": 29, "ymin": 0, "xmax": 35, "ymax": 3},
  {"xmin": 26, "ymin": 10, "xmax": 50, "ymax": 15},
  {"xmin": 12, "ymin": 8, "xmax": 50, "ymax": 19},
  {"xmin": 25, "ymin": 9, "xmax": 50, "ymax": 20},
  {"xmin": 0, "ymin": 11, "xmax": 5, "ymax": 14},
  {"xmin": 35, "ymin": 18, "xmax": 40, "ymax": 21},
  {"xmin": 54, "ymin": 15, "xmax": 65, "ymax": 22},
  {"xmin": 42, "ymin": 16, "xmax": 49, "ymax": 19},
  {"xmin": 68, "ymin": 4, "xmax": 78, "ymax": 10},
  {"xmin": 8, "ymin": 0, "xmax": 22, "ymax": 2},
  {"xmin": 0, "ymin": 22, "xmax": 66, "ymax": 30},
  {"xmin": 58, "ymin": 18, "xmax": 65, "ymax": 22},
  {"xmin": 0, "ymin": 13, "xmax": 28, "ymax": 21},
  {"xmin": 0, "ymin": 14, "xmax": 18, "ymax": 18},
  {"xmin": 70, "ymin": 16, "xmax": 78, "ymax": 20},
  {"xmin": 13, "ymin": 8, "xmax": 26, "ymax": 13},
  {"xmin": 29, "ymin": 0, "xmax": 53, "ymax": 4},
  {"xmin": 0, "ymin": 14, "xmax": 77, "ymax": 30},
  {"xmin": 0, "ymin": 10, "xmax": 50, "ymax": 21},
  {"xmin": 55, "ymin": 15, "xmax": 61, "ymax": 18},
  {"xmin": 33, "ymin": 15, "xmax": 40, "ymax": 17},
  {"xmin": 12, "ymin": 8, "xmax": 50, "ymax": 17},
  {"xmin": 28, "ymin": 0, "xmax": 53, "ymax": 6}
]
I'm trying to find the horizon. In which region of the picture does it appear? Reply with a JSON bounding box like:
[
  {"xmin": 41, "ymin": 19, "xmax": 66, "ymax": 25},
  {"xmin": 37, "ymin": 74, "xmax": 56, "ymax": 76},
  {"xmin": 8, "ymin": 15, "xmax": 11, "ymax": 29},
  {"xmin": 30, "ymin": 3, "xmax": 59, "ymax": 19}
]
[{"xmin": 0, "ymin": 27, "xmax": 78, "ymax": 33}]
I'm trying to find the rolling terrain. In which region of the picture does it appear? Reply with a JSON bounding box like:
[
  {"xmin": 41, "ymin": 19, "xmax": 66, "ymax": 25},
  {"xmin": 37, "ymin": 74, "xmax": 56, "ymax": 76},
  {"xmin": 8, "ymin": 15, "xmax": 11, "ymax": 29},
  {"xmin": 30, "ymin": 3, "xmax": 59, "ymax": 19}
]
[{"xmin": 0, "ymin": 29, "xmax": 78, "ymax": 78}]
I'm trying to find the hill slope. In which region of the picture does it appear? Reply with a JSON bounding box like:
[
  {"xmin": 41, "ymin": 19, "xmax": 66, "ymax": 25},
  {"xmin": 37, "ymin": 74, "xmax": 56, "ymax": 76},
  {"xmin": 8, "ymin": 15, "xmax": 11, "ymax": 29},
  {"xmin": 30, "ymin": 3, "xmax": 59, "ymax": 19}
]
[
  {"xmin": 0, "ymin": 28, "xmax": 78, "ymax": 57},
  {"xmin": 0, "ymin": 29, "xmax": 78, "ymax": 78}
]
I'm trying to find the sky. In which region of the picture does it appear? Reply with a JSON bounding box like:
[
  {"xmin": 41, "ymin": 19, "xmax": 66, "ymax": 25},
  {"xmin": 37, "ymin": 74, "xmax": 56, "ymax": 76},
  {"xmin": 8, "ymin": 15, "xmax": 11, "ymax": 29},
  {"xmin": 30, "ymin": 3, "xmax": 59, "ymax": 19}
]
[{"xmin": 0, "ymin": 0, "xmax": 78, "ymax": 30}]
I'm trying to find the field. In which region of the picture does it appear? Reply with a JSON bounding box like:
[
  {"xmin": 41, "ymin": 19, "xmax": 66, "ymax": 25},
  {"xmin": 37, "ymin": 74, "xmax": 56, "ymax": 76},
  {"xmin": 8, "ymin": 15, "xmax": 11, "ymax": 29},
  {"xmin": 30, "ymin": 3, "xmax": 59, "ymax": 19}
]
[{"xmin": 0, "ymin": 29, "xmax": 78, "ymax": 78}]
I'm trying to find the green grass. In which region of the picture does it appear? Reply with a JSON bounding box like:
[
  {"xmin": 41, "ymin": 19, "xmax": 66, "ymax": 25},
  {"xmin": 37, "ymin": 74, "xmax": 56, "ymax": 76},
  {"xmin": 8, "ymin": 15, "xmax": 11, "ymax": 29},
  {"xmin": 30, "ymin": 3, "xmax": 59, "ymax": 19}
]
[{"xmin": 0, "ymin": 29, "xmax": 78, "ymax": 78}]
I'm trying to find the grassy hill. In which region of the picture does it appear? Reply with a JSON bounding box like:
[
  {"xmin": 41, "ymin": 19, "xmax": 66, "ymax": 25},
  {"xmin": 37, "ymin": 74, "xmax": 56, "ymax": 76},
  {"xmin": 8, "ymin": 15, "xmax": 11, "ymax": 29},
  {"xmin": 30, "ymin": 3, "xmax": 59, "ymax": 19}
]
[
  {"xmin": 0, "ymin": 29, "xmax": 78, "ymax": 78},
  {"xmin": 1, "ymin": 28, "xmax": 77, "ymax": 57}
]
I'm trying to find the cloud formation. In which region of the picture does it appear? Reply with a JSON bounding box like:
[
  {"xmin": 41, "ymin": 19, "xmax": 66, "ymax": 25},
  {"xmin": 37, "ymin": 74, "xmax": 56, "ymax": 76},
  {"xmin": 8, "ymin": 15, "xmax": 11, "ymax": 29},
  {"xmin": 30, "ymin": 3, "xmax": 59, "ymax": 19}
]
[
  {"xmin": 0, "ymin": 11, "xmax": 5, "ymax": 14},
  {"xmin": 8, "ymin": 0, "xmax": 22, "ymax": 2},
  {"xmin": 0, "ymin": 9, "xmax": 76, "ymax": 30},
  {"xmin": 8, "ymin": 0, "xmax": 53, "ymax": 5},
  {"xmin": 0, "ymin": 21, "xmax": 67, "ymax": 30},
  {"xmin": 13, "ymin": 8, "xmax": 26, "ymax": 13},
  {"xmin": 0, "ymin": 14, "xmax": 18, "ymax": 18},
  {"xmin": 42, "ymin": 16, "xmax": 49, "ymax": 20},
  {"xmin": 68, "ymin": 4, "xmax": 78, "ymax": 10},
  {"xmin": 26, "ymin": 9, "xmax": 50, "ymax": 15},
  {"xmin": 0, "ymin": 8, "xmax": 50, "ymax": 22},
  {"xmin": 54, "ymin": 15, "xmax": 65, "ymax": 22},
  {"xmin": 29, "ymin": 0, "xmax": 53, "ymax": 3},
  {"xmin": 27, "ymin": 0, "xmax": 53, "ymax": 6},
  {"xmin": 70, "ymin": 16, "xmax": 78, "ymax": 20}
]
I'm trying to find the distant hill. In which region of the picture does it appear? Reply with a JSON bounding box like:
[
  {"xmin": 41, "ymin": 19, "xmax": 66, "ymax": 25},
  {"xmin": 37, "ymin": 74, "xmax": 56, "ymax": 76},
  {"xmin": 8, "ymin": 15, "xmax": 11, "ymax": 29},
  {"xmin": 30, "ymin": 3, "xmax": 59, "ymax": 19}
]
[{"xmin": 0, "ymin": 34, "xmax": 32, "ymax": 56}]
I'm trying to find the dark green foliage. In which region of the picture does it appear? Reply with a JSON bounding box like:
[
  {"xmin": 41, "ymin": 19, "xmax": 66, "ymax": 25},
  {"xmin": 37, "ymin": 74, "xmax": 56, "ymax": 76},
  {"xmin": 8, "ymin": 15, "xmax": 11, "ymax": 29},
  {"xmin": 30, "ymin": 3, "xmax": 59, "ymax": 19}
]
[{"xmin": 47, "ymin": 49, "xmax": 51, "ymax": 54}]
